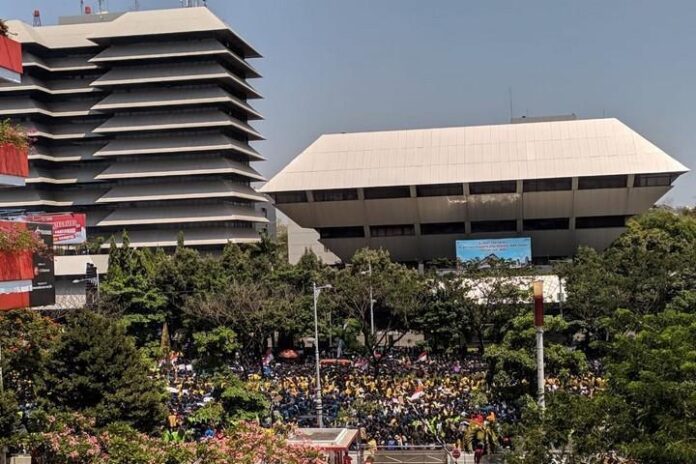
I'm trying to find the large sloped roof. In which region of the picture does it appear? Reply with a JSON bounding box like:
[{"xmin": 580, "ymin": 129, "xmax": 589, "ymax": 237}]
[
  {"xmin": 6, "ymin": 7, "xmax": 260, "ymax": 57},
  {"xmin": 261, "ymin": 118, "xmax": 688, "ymax": 193}
]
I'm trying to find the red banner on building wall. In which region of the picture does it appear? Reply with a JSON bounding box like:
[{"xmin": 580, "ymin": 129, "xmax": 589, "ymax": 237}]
[
  {"xmin": 22, "ymin": 213, "xmax": 87, "ymax": 245},
  {"xmin": 0, "ymin": 251, "xmax": 33, "ymax": 282},
  {"xmin": 0, "ymin": 221, "xmax": 55, "ymax": 310},
  {"xmin": 0, "ymin": 144, "xmax": 29, "ymax": 178},
  {"xmin": 0, "ymin": 35, "xmax": 22, "ymax": 83},
  {"xmin": 0, "ymin": 291, "xmax": 30, "ymax": 310}
]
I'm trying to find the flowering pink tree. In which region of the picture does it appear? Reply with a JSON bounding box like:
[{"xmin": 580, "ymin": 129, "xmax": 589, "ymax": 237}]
[
  {"xmin": 30, "ymin": 416, "xmax": 325, "ymax": 464},
  {"xmin": 207, "ymin": 422, "xmax": 325, "ymax": 464}
]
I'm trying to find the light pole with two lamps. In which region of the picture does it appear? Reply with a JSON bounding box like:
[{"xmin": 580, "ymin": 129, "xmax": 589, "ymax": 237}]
[
  {"xmin": 360, "ymin": 263, "xmax": 377, "ymax": 337},
  {"xmin": 312, "ymin": 282, "xmax": 332, "ymax": 428}
]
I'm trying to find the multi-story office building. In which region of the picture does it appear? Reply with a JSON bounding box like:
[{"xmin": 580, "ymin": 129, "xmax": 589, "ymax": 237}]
[
  {"xmin": 263, "ymin": 117, "xmax": 689, "ymax": 265},
  {"xmin": 0, "ymin": 7, "xmax": 267, "ymax": 248}
]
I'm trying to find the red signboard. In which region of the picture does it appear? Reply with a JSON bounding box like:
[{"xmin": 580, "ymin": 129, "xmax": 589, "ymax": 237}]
[
  {"xmin": 0, "ymin": 221, "xmax": 34, "ymax": 283},
  {"xmin": 0, "ymin": 143, "xmax": 29, "ymax": 178},
  {"xmin": 22, "ymin": 213, "xmax": 87, "ymax": 245},
  {"xmin": 0, "ymin": 221, "xmax": 55, "ymax": 310},
  {"xmin": 0, "ymin": 35, "xmax": 22, "ymax": 83},
  {"xmin": 0, "ymin": 251, "xmax": 33, "ymax": 282},
  {"xmin": 0, "ymin": 291, "xmax": 29, "ymax": 310}
]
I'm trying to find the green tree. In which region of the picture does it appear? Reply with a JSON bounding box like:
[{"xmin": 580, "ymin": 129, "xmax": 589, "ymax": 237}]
[
  {"xmin": 458, "ymin": 260, "xmax": 531, "ymax": 353},
  {"xmin": 184, "ymin": 279, "xmax": 296, "ymax": 364},
  {"xmin": 332, "ymin": 248, "xmax": 427, "ymax": 368},
  {"xmin": 0, "ymin": 309, "xmax": 59, "ymax": 406},
  {"xmin": 187, "ymin": 375, "xmax": 269, "ymax": 429},
  {"xmin": 193, "ymin": 326, "xmax": 240, "ymax": 375},
  {"xmin": 602, "ymin": 308, "xmax": 696, "ymax": 463},
  {"xmin": 561, "ymin": 208, "xmax": 696, "ymax": 327},
  {"xmin": 485, "ymin": 314, "xmax": 587, "ymax": 401},
  {"xmin": 100, "ymin": 240, "xmax": 167, "ymax": 347},
  {"xmin": 505, "ymin": 392, "xmax": 623, "ymax": 464},
  {"xmin": 0, "ymin": 390, "xmax": 20, "ymax": 440},
  {"xmin": 43, "ymin": 309, "xmax": 166, "ymax": 432},
  {"xmin": 508, "ymin": 308, "xmax": 696, "ymax": 464},
  {"xmin": 416, "ymin": 274, "xmax": 474, "ymax": 354},
  {"xmin": 605, "ymin": 209, "xmax": 696, "ymax": 315}
]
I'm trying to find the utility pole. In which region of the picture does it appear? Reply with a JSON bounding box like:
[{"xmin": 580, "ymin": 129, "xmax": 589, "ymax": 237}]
[
  {"xmin": 361, "ymin": 263, "xmax": 376, "ymax": 337},
  {"xmin": 0, "ymin": 343, "xmax": 4, "ymax": 394},
  {"xmin": 533, "ymin": 280, "xmax": 545, "ymax": 409},
  {"xmin": 312, "ymin": 282, "xmax": 332, "ymax": 428},
  {"xmin": 368, "ymin": 263, "xmax": 375, "ymax": 336},
  {"xmin": 0, "ymin": 343, "xmax": 4, "ymax": 464}
]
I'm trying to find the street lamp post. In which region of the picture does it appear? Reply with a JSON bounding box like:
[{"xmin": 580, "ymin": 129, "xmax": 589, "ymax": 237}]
[
  {"xmin": 0, "ymin": 342, "xmax": 4, "ymax": 394},
  {"xmin": 361, "ymin": 263, "xmax": 376, "ymax": 336},
  {"xmin": 533, "ymin": 280, "xmax": 545, "ymax": 409},
  {"xmin": 312, "ymin": 282, "xmax": 332, "ymax": 428}
]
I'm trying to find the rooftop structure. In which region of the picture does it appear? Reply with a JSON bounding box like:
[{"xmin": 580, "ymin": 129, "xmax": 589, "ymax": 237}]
[
  {"xmin": 0, "ymin": 7, "xmax": 266, "ymax": 248},
  {"xmin": 263, "ymin": 118, "xmax": 689, "ymax": 264}
]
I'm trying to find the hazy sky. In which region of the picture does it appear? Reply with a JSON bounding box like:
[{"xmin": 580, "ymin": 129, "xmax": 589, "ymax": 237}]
[{"xmin": 5, "ymin": 0, "xmax": 696, "ymax": 205}]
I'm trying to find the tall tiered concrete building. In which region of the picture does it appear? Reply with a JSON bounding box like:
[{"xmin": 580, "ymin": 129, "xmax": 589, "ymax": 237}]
[{"xmin": 0, "ymin": 7, "xmax": 267, "ymax": 248}]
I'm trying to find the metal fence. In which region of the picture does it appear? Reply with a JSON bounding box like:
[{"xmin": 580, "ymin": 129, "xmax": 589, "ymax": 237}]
[{"xmin": 353, "ymin": 445, "xmax": 506, "ymax": 464}]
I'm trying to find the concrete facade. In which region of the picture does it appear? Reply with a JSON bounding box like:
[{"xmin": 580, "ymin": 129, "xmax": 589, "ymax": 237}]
[
  {"xmin": 0, "ymin": 7, "xmax": 266, "ymax": 248},
  {"xmin": 262, "ymin": 118, "xmax": 688, "ymax": 264},
  {"xmin": 285, "ymin": 215, "xmax": 341, "ymax": 265}
]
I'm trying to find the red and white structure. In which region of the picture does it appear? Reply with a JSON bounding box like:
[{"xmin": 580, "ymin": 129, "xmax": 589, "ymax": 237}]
[
  {"xmin": 0, "ymin": 31, "xmax": 22, "ymax": 83},
  {"xmin": 0, "ymin": 32, "xmax": 34, "ymax": 309},
  {"xmin": 533, "ymin": 280, "xmax": 545, "ymax": 408},
  {"xmin": 0, "ymin": 221, "xmax": 36, "ymax": 310},
  {"xmin": 0, "ymin": 32, "xmax": 28, "ymax": 187}
]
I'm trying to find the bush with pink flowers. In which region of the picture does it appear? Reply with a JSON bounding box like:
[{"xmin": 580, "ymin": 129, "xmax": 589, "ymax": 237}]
[{"xmin": 8, "ymin": 414, "xmax": 325, "ymax": 464}]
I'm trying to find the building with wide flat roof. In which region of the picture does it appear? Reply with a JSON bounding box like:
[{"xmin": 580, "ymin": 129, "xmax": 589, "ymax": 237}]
[
  {"xmin": 284, "ymin": 214, "xmax": 340, "ymax": 265},
  {"xmin": 262, "ymin": 118, "xmax": 688, "ymax": 264},
  {"xmin": 0, "ymin": 7, "xmax": 266, "ymax": 248}
]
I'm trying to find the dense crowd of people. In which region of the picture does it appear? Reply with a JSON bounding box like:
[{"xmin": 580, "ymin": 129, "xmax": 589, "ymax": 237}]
[
  {"xmin": 159, "ymin": 349, "xmax": 604, "ymax": 448},
  {"xmin": 249, "ymin": 353, "xmax": 509, "ymax": 447}
]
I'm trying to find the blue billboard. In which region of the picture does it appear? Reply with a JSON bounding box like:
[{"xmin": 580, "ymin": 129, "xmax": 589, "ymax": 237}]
[{"xmin": 455, "ymin": 237, "xmax": 532, "ymax": 267}]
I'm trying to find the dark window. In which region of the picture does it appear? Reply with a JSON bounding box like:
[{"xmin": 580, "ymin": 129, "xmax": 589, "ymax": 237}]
[
  {"xmin": 420, "ymin": 222, "xmax": 467, "ymax": 235},
  {"xmin": 364, "ymin": 186, "xmax": 411, "ymax": 199},
  {"xmin": 469, "ymin": 180, "xmax": 517, "ymax": 195},
  {"xmin": 312, "ymin": 188, "xmax": 358, "ymax": 202},
  {"xmin": 575, "ymin": 215, "xmax": 628, "ymax": 229},
  {"xmin": 370, "ymin": 224, "xmax": 415, "ymax": 237},
  {"xmin": 578, "ymin": 175, "xmax": 627, "ymax": 190},
  {"xmin": 318, "ymin": 226, "xmax": 365, "ymax": 239},
  {"xmin": 523, "ymin": 177, "xmax": 572, "ymax": 192},
  {"xmin": 273, "ymin": 191, "xmax": 307, "ymax": 204},
  {"xmin": 471, "ymin": 220, "xmax": 517, "ymax": 233},
  {"xmin": 523, "ymin": 218, "xmax": 570, "ymax": 231},
  {"xmin": 634, "ymin": 173, "xmax": 678, "ymax": 187},
  {"xmin": 416, "ymin": 183, "xmax": 463, "ymax": 197}
]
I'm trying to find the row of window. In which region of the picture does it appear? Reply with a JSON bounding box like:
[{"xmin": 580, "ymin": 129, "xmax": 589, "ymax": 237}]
[
  {"xmin": 317, "ymin": 215, "xmax": 630, "ymax": 238},
  {"xmin": 274, "ymin": 174, "xmax": 676, "ymax": 204}
]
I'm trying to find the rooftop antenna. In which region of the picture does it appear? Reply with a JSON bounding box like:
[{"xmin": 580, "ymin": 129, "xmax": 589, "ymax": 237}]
[
  {"xmin": 32, "ymin": 9, "xmax": 42, "ymax": 26},
  {"xmin": 80, "ymin": 0, "xmax": 84, "ymax": 14},
  {"xmin": 97, "ymin": 0, "xmax": 105, "ymax": 13},
  {"xmin": 508, "ymin": 87, "xmax": 514, "ymax": 121},
  {"xmin": 134, "ymin": 0, "xmax": 140, "ymax": 10}
]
